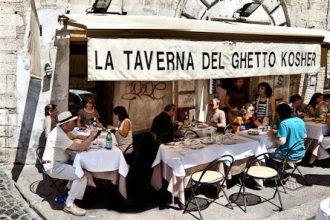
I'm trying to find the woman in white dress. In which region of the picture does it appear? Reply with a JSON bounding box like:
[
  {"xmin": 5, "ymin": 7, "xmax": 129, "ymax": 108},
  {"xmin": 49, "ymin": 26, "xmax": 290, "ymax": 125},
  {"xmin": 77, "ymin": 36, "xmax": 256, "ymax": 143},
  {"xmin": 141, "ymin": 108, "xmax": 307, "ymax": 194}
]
[{"xmin": 107, "ymin": 106, "xmax": 133, "ymax": 154}]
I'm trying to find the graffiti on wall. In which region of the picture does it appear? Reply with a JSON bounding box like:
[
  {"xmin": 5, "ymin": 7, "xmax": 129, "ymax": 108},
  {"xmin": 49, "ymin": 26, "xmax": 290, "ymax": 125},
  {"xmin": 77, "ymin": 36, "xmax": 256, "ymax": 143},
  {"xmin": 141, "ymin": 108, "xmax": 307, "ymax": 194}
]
[{"xmin": 122, "ymin": 81, "xmax": 166, "ymax": 100}]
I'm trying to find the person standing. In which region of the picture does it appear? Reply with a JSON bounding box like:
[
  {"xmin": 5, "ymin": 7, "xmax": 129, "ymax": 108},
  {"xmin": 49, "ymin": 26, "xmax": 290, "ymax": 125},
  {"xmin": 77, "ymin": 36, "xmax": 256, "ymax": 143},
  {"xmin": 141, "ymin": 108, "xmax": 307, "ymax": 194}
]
[
  {"xmin": 44, "ymin": 104, "xmax": 58, "ymax": 138},
  {"xmin": 151, "ymin": 104, "xmax": 182, "ymax": 143},
  {"xmin": 107, "ymin": 106, "xmax": 133, "ymax": 154},
  {"xmin": 254, "ymin": 82, "xmax": 276, "ymax": 125},
  {"xmin": 207, "ymin": 98, "xmax": 226, "ymax": 131},
  {"xmin": 224, "ymin": 78, "xmax": 248, "ymax": 122},
  {"xmin": 42, "ymin": 111, "xmax": 98, "ymax": 216}
]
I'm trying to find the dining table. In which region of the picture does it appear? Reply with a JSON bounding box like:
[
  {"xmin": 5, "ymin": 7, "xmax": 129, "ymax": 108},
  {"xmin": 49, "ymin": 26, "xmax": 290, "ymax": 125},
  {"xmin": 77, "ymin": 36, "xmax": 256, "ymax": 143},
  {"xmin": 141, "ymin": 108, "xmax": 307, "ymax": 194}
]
[
  {"xmin": 304, "ymin": 119, "xmax": 330, "ymax": 160},
  {"xmin": 72, "ymin": 132, "xmax": 129, "ymax": 199},
  {"xmin": 151, "ymin": 134, "xmax": 266, "ymax": 204},
  {"xmin": 237, "ymin": 130, "xmax": 277, "ymax": 151}
]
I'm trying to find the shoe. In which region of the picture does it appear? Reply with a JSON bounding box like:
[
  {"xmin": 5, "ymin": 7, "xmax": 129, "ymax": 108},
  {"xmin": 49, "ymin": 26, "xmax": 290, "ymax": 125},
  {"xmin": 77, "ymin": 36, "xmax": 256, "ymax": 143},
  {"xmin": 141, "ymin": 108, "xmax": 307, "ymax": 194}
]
[{"xmin": 63, "ymin": 204, "xmax": 86, "ymax": 216}]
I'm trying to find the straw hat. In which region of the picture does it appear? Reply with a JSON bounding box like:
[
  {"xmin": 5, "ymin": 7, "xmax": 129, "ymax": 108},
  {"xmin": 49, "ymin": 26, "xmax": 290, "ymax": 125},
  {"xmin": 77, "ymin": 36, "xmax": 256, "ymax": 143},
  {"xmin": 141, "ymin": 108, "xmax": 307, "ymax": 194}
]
[{"xmin": 57, "ymin": 111, "xmax": 78, "ymax": 126}]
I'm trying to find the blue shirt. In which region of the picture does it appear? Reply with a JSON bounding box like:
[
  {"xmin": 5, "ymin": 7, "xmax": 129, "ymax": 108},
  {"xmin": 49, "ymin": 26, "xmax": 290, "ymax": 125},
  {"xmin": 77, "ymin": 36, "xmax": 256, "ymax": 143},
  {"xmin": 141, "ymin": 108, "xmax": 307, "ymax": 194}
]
[{"xmin": 276, "ymin": 117, "xmax": 306, "ymax": 160}]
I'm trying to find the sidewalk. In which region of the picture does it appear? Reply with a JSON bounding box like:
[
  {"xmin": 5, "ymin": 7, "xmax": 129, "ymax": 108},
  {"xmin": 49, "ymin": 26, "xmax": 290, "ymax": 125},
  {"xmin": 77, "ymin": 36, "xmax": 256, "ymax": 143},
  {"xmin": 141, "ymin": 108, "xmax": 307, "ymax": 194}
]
[{"xmin": 6, "ymin": 161, "xmax": 330, "ymax": 220}]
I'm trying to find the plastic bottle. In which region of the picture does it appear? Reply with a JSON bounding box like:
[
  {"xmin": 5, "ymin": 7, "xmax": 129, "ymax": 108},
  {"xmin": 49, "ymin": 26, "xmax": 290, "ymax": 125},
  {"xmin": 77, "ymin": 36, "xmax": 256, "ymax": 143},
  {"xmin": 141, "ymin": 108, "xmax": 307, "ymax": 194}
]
[
  {"xmin": 106, "ymin": 129, "xmax": 112, "ymax": 149},
  {"xmin": 183, "ymin": 111, "xmax": 190, "ymax": 127},
  {"xmin": 54, "ymin": 195, "xmax": 66, "ymax": 205}
]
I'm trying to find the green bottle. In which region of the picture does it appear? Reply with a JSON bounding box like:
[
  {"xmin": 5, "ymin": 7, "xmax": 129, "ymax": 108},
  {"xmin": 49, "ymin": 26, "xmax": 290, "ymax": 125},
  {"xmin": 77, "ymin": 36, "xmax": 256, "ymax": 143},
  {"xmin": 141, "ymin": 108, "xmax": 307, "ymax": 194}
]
[{"xmin": 106, "ymin": 129, "xmax": 112, "ymax": 149}]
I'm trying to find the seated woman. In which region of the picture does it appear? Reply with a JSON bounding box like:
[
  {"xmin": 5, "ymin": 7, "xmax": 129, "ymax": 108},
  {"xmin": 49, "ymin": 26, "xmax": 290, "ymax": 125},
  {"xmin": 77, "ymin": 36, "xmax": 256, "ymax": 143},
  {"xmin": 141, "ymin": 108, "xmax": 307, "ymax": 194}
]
[
  {"xmin": 44, "ymin": 104, "xmax": 58, "ymax": 138},
  {"xmin": 254, "ymin": 82, "xmax": 276, "ymax": 126},
  {"xmin": 231, "ymin": 103, "xmax": 261, "ymax": 132},
  {"xmin": 77, "ymin": 96, "xmax": 103, "ymax": 128},
  {"xmin": 107, "ymin": 106, "xmax": 133, "ymax": 154},
  {"xmin": 306, "ymin": 92, "xmax": 324, "ymax": 117}
]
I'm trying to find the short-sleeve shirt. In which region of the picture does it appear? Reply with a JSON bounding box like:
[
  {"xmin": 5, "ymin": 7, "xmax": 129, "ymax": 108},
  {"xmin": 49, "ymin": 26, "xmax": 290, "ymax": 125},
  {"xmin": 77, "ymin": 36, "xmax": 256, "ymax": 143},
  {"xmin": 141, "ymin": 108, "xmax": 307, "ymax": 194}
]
[
  {"xmin": 78, "ymin": 109, "xmax": 100, "ymax": 126},
  {"xmin": 232, "ymin": 116, "xmax": 257, "ymax": 131},
  {"xmin": 276, "ymin": 117, "xmax": 306, "ymax": 160},
  {"xmin": 208, "ymin": 109, "xmax": 226, "ymax": 126},
  {"xmin": 42, "ymin": 126, "xmax": 73, "ymax": 165}
]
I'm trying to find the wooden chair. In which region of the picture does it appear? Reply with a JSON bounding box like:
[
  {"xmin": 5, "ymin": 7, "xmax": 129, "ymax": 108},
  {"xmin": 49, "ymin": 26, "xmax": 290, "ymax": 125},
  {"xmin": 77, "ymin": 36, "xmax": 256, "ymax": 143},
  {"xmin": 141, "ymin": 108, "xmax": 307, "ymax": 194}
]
[{"xmin": 183, "ymin": 154, "xmax": 234, "ymax": 220}]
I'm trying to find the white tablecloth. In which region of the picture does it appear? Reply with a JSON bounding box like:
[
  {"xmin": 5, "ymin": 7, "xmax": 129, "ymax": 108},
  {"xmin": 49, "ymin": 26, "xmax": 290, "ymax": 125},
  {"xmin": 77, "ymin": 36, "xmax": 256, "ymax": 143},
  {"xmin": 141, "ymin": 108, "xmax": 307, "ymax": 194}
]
[
  {"xmin": 177, "ymin": 126, "xmax": 217, "ymax": 138},
  {"xmin": 305, "ymin": 121, "xmax": 330, "ymax": 142},
  {"xmin": 152, "ymin": 136, "xmax": 265, "ymax": 177},
  {"xmin": 73, "ymin": 147, "xmax": 128, "ymax": 179},
  {"xmin": 237, "ymin": 130, "xmax": 277, "ymax": 151},
  {"xmin": 317, "ymin": 197, "xmax": 330, "ymax": 220}
]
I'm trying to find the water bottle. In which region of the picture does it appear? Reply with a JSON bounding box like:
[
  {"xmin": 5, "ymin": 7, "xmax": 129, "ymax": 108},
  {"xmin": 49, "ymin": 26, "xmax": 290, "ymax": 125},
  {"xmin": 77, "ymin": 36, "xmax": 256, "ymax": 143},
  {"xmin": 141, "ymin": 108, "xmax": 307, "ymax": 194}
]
[
  {"xmin": 106, "ymin": 129, "xmax": 112, "ymax": 149},
  {"xmin": 183, "ymin": 111, "xmax": 190, "ymax": 127},
  {"xmin": 92, "ymin": 116, "xmax": 97, "ymax": 130},
  {"xmin": 54, "ymin": 195, "xmax": 66, "ymax": 205}
]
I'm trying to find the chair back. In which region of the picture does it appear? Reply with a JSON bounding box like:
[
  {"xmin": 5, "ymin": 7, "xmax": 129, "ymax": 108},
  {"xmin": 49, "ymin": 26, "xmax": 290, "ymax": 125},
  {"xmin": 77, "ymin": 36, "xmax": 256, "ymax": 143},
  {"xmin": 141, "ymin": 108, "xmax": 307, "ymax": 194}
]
[
  {"xmin": 184, "ymin": 129, "xmax": 200, "ymax": 139},
  {"xmin": 36, "ymin": 147, "xmax": 44, "ymax": 165},
  {"xmin": 223, "ymin": 124, "xmax": 233, "ymax": 134},
  {"xmin": 284, "ymin": 139, "xmax": 306, "ymax": 162},
  {"xmin": 195, "ymin": 154, "xmax": 234, "ymax": 187},
  {"xmin": 244, "ymin": 152, "xmax": 285, "ymax": 180}
]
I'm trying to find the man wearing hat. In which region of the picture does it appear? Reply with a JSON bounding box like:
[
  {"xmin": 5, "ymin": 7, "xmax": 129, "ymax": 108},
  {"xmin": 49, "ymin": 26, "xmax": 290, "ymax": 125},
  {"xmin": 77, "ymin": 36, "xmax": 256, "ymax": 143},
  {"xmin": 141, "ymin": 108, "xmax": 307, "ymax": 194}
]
[{"xmin": 42, "ymin": 111, "xmax": 98, "ymax": 216}]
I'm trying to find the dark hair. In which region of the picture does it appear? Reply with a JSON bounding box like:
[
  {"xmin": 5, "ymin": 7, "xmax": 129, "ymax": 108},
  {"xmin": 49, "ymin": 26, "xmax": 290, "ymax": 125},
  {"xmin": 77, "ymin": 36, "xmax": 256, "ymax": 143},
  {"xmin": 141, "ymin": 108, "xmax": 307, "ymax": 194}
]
[
  {"xmin": 44, "ymin": 104, "xmax": 57, "ymax": 116},
  {"xmin": 164, "ymin": 104, "xmax": 176, "ymax": 112},
  {"xmin": 276, "ymin": 103, "xmax": 293, "ymax": 120},
  {"xmin": 289, "ymin": 94, "xmax": 302, "ymax": 103},
  {"xmin": 113, "ymin": 106, "xmax": 129, "ymax": 121},
  {"xmin": 83, "ymin": 96, "xmax": 95, "ymax": 108},
  {"xmin": 307, "ymin": 92, "xmax": 323, "ymax": 109},
  {"xmin": 258, "ymin": 82, "xmax": 273, "ymax": 97}
]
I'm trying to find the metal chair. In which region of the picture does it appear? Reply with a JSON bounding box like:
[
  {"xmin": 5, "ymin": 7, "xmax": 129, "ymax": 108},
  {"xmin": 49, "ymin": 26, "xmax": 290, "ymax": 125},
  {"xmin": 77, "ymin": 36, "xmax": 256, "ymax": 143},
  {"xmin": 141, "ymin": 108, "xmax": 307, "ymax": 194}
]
[
  {"xmin": 235, "ymin": 152, "xmax": 284, "ymax": 212},
  {"xmin": 184, "ymin": 129, "xmax": 200, "ymax": 139},
  {"xmin": 183, "ymin": 154, "xmax": 234, "ymax": 220},
  {"xmin": 35, "ymin": 147, "xmax": 65, "ymax": 199},
  {"xmin": 272, "ymin": 139, "xmax": 311, "ymax": 187},
  {"xmin": 223, "ymin": 124, "xmax": 233, "ymax": 134}
]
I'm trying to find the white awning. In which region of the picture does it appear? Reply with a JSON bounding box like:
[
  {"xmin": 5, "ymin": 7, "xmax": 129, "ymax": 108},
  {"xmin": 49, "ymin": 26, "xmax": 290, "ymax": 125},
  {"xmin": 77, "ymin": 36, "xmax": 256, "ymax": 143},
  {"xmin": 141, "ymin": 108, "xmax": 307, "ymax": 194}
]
[{"xmin": 62, "ymin": 14, "xmax": 329, "ymax": 81}]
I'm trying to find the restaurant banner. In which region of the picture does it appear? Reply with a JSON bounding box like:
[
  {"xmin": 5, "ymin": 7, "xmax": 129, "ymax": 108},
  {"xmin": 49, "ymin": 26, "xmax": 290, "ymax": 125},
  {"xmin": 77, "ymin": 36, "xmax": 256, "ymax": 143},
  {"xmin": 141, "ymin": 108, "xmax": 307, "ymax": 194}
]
[{"xmin": 88, "ymin": 38, "xmax": 321, "ymax": 81}]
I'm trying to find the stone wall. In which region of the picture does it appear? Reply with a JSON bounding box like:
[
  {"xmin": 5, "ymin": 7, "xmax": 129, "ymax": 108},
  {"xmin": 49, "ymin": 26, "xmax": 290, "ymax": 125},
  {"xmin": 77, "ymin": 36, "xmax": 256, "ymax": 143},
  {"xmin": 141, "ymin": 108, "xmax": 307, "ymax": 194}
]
[{"xmin": 0, "ymin": 0, "xmax": 28, "ymax": 163}]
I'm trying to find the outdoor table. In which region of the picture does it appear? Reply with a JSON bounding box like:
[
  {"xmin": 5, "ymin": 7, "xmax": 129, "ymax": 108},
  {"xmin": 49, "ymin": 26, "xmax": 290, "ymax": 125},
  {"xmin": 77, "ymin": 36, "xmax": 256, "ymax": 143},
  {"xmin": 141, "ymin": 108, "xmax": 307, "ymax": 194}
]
[
  {"xmin": 72, "ymin": 134, "xmax": 129, "ymax": 199},
  {"xmin": 304, "ymin": 120, "xmax": 330, "ymax": 160},
  {"xmin": 177, "ymin": 125, "xmax": 217, "ymax": 138},
  {"xmin": 304, "ymin": 120, "xmax": 330, "ymax": 142},
  {"xmin": 237, "ymin": 130, "xmax": 277, "ymax": 151},
  {"xmin": 151, "ymin": 135, "xmax": 266, "ymax": 204},
  {"xmin": 316, "ymin": 197, "xmax": 330, "ymax": 220}
]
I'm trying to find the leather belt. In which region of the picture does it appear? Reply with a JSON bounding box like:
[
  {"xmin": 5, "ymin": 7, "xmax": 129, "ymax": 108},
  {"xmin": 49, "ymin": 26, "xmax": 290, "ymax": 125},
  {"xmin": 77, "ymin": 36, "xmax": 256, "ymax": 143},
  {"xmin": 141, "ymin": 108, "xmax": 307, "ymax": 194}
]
[{"xmin": 42, "ymin": 160, "xmax": 52, "ymax": 164}]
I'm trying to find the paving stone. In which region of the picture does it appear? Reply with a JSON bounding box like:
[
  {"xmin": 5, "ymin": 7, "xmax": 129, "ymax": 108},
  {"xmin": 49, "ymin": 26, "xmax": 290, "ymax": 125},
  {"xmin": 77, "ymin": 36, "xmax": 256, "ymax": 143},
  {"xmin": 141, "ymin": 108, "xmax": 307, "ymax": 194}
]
[{"xmin": 0, "ymin": 167, "xmax": 40, "ymax": 219}]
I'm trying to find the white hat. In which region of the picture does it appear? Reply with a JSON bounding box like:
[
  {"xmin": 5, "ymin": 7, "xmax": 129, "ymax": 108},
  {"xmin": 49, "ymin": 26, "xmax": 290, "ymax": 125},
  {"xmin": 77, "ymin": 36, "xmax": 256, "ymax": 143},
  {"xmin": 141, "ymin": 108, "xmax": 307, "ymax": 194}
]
[{"xmin": 57, "ymin": 111, "xmax": 78, "ymax": 126}]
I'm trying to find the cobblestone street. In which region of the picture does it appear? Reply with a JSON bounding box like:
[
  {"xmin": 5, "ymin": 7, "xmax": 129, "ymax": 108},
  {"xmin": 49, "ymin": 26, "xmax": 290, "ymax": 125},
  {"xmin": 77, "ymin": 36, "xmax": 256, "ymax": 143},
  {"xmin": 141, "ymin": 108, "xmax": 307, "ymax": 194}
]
[{"xmin": 0, "ymin": 167, "xmax": 40, "ymax": 220}]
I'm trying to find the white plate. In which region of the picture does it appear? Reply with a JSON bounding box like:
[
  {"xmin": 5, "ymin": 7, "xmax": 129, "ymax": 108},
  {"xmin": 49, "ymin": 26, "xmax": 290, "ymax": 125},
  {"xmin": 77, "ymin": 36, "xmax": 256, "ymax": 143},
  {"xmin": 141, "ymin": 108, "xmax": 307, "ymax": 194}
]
[
  {"xmin": 200, "ymin": 140, "xmax": 215, "ymax": 145},
  {"xmin": 222, "ymin": 140, "xmax": 236, "ymax": 145}
]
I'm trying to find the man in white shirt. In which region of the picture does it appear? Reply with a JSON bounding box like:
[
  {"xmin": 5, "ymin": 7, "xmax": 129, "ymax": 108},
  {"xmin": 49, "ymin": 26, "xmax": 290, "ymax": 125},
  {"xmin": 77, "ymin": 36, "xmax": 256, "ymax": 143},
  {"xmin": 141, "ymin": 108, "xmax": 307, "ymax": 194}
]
[{"xmin": 42, "ymin": 111, "xmax": 98, "ymax": 216}]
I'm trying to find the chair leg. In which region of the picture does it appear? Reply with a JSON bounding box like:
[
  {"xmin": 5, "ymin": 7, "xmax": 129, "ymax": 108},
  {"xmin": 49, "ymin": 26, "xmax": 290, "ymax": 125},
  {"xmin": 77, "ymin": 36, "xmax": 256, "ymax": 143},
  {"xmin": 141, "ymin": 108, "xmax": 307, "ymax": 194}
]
[
  {"xmin": 222, "ymin": 190, "xmax": 233, "ymax": 209},
  {"xmin": 194, "ymin": 196, "xmax": 203, "ymax": 220},
  {"xmin": 274, "ymin": 179, "xmax": 283, "ymax": 211},
  {"xmin": 295, "ymin": 167, "xmax": 309, "ymax": 186}
]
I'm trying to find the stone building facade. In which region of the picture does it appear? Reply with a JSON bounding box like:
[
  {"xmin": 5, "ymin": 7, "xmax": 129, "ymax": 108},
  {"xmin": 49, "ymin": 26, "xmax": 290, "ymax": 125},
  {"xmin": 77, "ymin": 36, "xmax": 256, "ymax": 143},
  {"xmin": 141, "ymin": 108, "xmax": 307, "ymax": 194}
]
[{"xmin": 0, "ymin": 0, "xmax": 329, "ymax": 164}]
